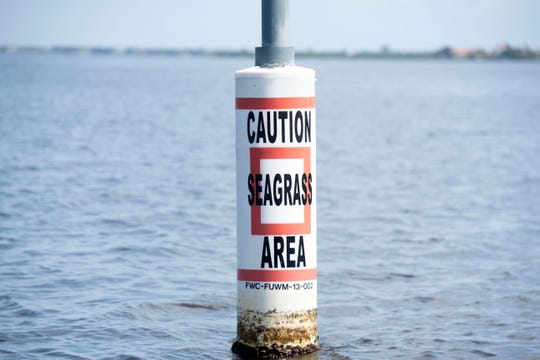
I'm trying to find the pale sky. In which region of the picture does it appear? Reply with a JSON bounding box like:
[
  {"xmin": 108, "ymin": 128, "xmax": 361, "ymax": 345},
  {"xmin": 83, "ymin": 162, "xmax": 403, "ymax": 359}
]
[{"xmin": 0, "ymin": 0, "xmax": 539, "ymax": 51}]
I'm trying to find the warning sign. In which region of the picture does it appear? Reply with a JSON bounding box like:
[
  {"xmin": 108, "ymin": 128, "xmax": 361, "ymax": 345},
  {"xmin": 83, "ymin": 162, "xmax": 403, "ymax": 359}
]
[{"xmin": 236, "ymin": 67, "xmax": 317, "ymax": 292}]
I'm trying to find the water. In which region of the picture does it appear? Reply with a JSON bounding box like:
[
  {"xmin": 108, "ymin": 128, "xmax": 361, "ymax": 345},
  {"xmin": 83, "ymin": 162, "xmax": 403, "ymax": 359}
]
[{"xmin": 0, "ymin": 53, "xmax": 539, "ymax": 359}]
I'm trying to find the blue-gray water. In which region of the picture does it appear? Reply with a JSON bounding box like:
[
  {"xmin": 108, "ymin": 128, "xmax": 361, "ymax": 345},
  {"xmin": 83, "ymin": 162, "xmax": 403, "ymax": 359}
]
[{"xmin": 1, "ymin": 53, "xmax": 539, "ymax": 359}]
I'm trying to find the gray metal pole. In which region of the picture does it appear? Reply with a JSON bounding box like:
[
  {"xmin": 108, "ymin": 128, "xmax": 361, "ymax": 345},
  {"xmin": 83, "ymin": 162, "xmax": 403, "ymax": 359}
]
[{"xmin": 255, "ymin": 0, "xmax": 295, "ymax": 67}]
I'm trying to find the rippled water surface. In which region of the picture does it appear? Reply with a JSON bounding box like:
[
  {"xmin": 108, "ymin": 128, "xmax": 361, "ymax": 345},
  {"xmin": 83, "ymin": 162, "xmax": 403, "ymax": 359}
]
[{"xmin": 1, "ymin": 54, "xmax": 539, "ymax": 359}]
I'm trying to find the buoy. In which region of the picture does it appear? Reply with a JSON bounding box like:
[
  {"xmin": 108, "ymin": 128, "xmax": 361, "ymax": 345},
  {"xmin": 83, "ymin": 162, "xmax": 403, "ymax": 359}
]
[{"xmin": 233, "ymin": 0, "xmax": 318, "ymax": 357}]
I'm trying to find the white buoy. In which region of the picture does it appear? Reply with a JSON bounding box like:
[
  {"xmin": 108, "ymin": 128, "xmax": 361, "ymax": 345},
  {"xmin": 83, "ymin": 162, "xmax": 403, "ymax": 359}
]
[{"xmin": 233, "ymin": 0, "xmax": 318, "ymax": 357}]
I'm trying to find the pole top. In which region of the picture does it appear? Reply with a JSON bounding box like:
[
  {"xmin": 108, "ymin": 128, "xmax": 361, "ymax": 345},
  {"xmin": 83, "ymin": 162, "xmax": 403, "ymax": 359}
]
[{"xmin": 255, "ymin": 0, "xmax": 295, "ymax": 67}]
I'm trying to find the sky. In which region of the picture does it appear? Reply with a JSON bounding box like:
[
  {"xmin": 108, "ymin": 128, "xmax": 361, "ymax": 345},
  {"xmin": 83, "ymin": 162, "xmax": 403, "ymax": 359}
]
[{"xmin": 0, "ymin": 0, "xmax": 539, "ymax": 51}]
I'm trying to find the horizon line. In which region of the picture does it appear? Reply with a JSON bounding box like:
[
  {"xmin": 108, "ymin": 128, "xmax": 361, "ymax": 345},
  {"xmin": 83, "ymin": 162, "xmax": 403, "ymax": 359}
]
[{"xmin": 1, "ymin": 44, "xmax": 539, "ymax": 61}]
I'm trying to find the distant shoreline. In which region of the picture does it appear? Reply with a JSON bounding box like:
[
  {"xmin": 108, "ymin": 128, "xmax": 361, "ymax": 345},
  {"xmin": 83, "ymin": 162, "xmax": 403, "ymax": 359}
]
[{"xmin": 1, "ymin": 45, "xmax": 538, "ymax": 61}]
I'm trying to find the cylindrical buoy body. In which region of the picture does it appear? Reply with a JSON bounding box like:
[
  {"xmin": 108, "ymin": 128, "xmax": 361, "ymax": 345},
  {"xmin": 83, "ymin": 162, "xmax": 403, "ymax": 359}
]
[{"xmin": 234, "ymin": 65, "xmax": 317, "ymax": 357}]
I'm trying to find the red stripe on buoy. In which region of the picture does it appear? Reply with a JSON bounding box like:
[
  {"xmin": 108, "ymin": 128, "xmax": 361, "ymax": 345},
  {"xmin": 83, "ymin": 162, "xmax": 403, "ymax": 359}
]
[
  {"xmin": 236, "ymin": 97, "xmax": 315, "ymax": 109},
  {"xmin": 238, "ymin": 268, "xmax": 317, "ymax": 282}
]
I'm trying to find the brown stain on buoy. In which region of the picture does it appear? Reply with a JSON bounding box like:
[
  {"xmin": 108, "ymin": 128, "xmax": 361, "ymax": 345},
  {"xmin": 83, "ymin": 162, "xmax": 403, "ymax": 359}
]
[{"xmin": 232, "ymin": 309, "xmax": 319, "ymax": 358}]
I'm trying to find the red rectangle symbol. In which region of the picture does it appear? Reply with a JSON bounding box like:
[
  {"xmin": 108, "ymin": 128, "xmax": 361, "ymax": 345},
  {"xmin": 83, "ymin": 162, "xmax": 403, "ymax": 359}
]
[{"xmin": 250, "ymin": 147, "xmax": 311, "ymax": 235}]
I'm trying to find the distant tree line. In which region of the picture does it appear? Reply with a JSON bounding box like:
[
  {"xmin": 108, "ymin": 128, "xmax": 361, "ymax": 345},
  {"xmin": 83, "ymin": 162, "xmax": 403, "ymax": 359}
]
[{"xmin": 1, "ymin": 44, "xmax": 538, "ymax": 60}]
